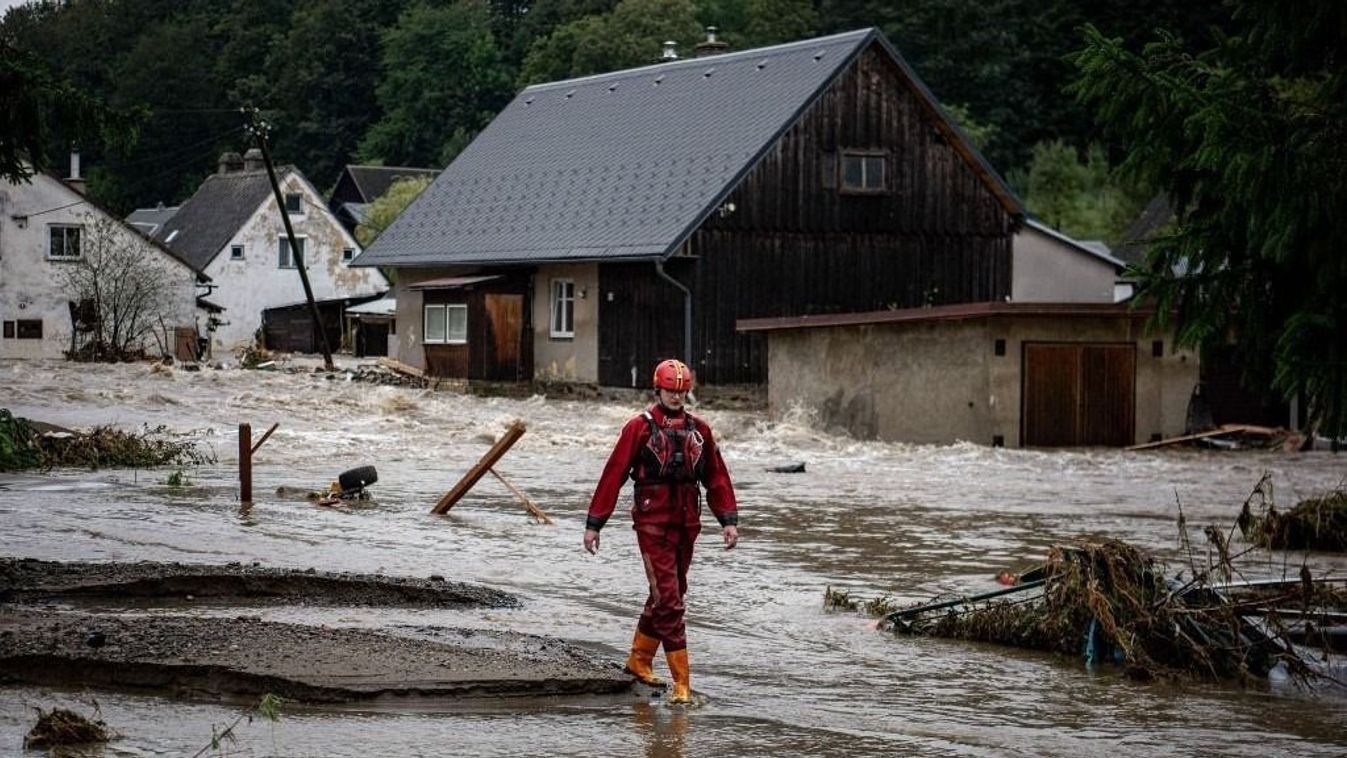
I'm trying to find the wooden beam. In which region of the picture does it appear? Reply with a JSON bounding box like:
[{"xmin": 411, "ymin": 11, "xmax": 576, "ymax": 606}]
[
  {"xmin": 250, "ymin": 422, "xmax": 279, "ymax": 454},
  {"xmin": 239, "ymin": 423, "xmax": 252, "ymax": 503},
  {"xmin": 432, "ymin": 420, "xmax": 527, "ymax": 514},
  {"xmin": 488, "ymin": 467, "xmax": 553, "ymax": 524},
  {"xmin": 1125, "ymin": 424, "xmax": 1284, "ymax": 451}
]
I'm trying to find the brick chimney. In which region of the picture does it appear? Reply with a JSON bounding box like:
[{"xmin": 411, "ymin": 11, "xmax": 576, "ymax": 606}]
[
  {"xmin": 218, "ymin": 151, "xmax": 244, "ymax": 175},
  {"xmin": 243, "ymin": 148, "xmax": 265, "ymax": 172},
  {"xmin": 64, "ymin": 150, "xmax": 86, "ymax": 195},
  {"xmin": 694, "ymin": 27, "xmax": 729, "ymax": 58}
]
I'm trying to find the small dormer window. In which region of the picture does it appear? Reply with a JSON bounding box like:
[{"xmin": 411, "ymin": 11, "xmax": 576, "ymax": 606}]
[
  {"xmin": 839, "ymin": 151, "xmax": 887, "ymax": 193},
  {"xmin": 285, "ymin": 193, "xmax": 304, "ymax": 214}
]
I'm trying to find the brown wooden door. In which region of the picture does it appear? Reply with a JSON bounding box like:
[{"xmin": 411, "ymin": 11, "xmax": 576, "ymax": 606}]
[
  {"xmin": 174, "ymin": 327, "xmax": 197, "ymax": 362},
  {"xmin": 483, "ymin": 293, "xmax": 524, "ymax": 380},
  {"xmin": 1023, "ymin": 343, "xmax": 1135, "ymax": 447}
]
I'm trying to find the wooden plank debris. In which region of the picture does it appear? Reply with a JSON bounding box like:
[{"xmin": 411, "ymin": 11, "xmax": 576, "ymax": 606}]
[
  {"xmin": 432, "ymin": 420, "xmax": 527, "ymax": 515},
  {"xmin": 1126, "ymin": 424, "xmax": 1286, "ymax": 451},
  {"xmin": 488, "ymin": 467, "xmax": 553, "ymax": 524}
]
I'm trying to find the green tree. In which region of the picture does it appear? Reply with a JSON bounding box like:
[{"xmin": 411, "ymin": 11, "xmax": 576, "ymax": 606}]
[
  {"xmin": 1014, "ymin": 140, "xmax": 1145, "ymax": 241},
  {"xmin": 1072, "ymin": 1, "xmax": 1347, "ymax": 436},
  {"xmin": 355, "ymin": 174, "xmax": 433, "ymax": 246},
  {"xmin": 359, "ymin": 1, "xmax": 513, "ymax": 167},
  {"xmin": 0, "ymin": 42, "xmax": 137, "ymax": 183},
  {"xmin": 518, "ymin": 0, "xmax": 702, "ymax": 85}
]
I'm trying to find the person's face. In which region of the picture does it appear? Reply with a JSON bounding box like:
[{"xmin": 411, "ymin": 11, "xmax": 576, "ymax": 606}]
[{"xmin": 658, "ymin": 387, "xmax": 686, "ymax": 410}]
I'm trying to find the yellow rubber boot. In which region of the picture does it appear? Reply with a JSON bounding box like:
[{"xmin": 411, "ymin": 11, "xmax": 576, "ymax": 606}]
[
  {"xmin": 666, "ymin": 648, "xmax": 692, "ymax": 703},
  {"xmin": 624, "ymin": 630, "xmax": 665, "ymax": 687}
]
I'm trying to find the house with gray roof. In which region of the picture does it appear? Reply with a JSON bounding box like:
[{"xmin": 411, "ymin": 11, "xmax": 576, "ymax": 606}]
[
  {"xmin": 144, "ymin": 150, "xmax": 387, "ymax": 353},
  {"xmin": 360, "ymin": 28, "xmax": 1153, "ymax": 392}
]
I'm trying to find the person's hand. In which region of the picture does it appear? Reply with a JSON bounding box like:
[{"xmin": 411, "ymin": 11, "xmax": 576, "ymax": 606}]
[
  {"xmin": 722, "ymin": 525, "xmax": 738, "ymax": 550},
  {"xmin": 584, "ymin": 528, "xmax": 601, "ymax": 555}
]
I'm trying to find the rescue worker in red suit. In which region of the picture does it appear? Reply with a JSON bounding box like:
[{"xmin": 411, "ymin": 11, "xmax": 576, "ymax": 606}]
[{"xmin": 584, "ymin": 358, "xmax": 738, "ymax": 704}]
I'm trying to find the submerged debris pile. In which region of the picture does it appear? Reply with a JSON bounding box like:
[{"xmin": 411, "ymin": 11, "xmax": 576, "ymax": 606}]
[
  {"xmin": 1239, "ymin": 479, "xmax": 1347, "ymax": 552},
  {"xmin": 0, "ymin": 409, "xmax": 212, "ymax": 471},
  {"xmin": 24, "ymin": 707, "xmax": 112, "ymax": 749},
  {"xmin": 882, "ymin": 537, "xmax": 1345, "ymax": 683}
]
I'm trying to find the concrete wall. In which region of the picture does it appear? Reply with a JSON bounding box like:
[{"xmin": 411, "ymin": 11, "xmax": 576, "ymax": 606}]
[
  {"xmin": 205, "ymin": 172, "xmax": 386, "ymax": 350},
  {"xmin": 531, "ymin": 262, "xmax": 599, "ymax": 382},
  {"xmin": 390, "ymin": 266, "xmax": 476, "ymax": 371},
  {"xmin": 766, "ymin": 314, "xmax": 1198, "ymax": 446},
  {"xmin": 0, "ymin": 175, "xmax": 197, "ymax": 360},
  {"xmin": 1012, "ymin": 225, "xmax": 1117, "ymax": 303}
]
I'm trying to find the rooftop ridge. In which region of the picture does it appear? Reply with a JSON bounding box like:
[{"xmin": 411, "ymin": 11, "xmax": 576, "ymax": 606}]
[{"xmin": 521, "ymin": 27, "xmax": 874, "ymax": 92}]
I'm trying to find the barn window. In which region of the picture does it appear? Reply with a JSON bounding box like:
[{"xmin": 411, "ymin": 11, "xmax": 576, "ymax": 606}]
[
  {"xmin": 278, "ymin": 236, "xmax": 306, "ymax": 268},
  {"xmin": 284, "ymin": 192, "xmax": 304, "ymax": 214},
  {"xmin": 48, "ymin": 224, "xmax": 82, "ymax": 259},
  {"xmin": 424, "ymin": 304, "xmax": 467, "ymax": 344},
  {"xmin": 550, "ymin": 279, "xmax": 575, "ymax": 338},
  {"xmin": 839, "ymin": 152, "xmax": 886, "ymax": 193}
]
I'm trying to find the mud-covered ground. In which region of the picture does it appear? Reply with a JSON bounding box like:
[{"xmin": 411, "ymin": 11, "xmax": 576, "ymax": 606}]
[{"xmin": 0, "ymin": 559, "xmax": 633, "ymax": 702}]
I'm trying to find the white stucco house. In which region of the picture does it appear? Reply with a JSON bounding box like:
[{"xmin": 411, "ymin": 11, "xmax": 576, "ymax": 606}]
[
  {"xmin": 1011, "ymin": 217, "xmax": 1126, "ymax": 304},
  {"xmin": 0, "ymin": 159, "xmax": 205, "ymax": 360},
  {"xmin": 136, "ymin": 150, "xmax": 388, "ymax": 353}
]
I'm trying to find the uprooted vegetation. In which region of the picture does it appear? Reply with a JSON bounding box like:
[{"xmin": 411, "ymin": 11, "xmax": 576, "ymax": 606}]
[
  {"xmin": 831, "ymin": 476, "xmax": 1347, "ymax": 685},
  {"xmin": 24, "ymin": 707, "xmax": 113, "ymax": 749},
  {"xmin": 1239, "ymin": 475, "xmax": 1347, "ymax": 552},
  {"xmin": 0, "ymin": 409, "xmax": 213, "ymax": 472}
]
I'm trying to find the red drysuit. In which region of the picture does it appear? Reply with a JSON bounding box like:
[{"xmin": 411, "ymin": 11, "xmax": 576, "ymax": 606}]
[{"xmin": 588, "ymin": 403, "xmax": 737, "ymax": 652}]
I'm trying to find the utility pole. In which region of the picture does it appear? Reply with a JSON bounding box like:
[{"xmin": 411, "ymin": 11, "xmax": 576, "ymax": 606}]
[{"xmin": 245, "ymin": 108, "xmax": 334, "ymax": 371}]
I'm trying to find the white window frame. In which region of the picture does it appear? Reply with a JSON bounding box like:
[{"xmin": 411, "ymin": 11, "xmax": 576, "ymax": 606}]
[
  {"xmin": 550, "ymin": 279, "xmax": 575, "ymax": 339},
  {"xmin": 278, "ymin": 235, "xmax": 307, "ymax": 269},
  {"xmin": 230, "ymin": 244, "xmax": 245, "ymax": 260},
  {"xmin": 284, "ymin": 192, "xmax": 305, "ymax": 215},
  {"xmin": 342, "ymin": 247, "xmax": 354, "ymax": 263},
  {"xmin": 423, "ymin": 303, "xmax": 467, "ymax": 345},
  {"xmin": 48, "ymin": 224, "xmax": 83, "ymax": 260}
]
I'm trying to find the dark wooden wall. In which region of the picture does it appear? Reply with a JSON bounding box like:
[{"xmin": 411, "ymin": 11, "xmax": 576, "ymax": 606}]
[
  {"xmin": 423, "ymin": 276, "xmax": 532, "ymax": 380},
  {"xmin": 604, "ymin": 44, "xmax": 1015, "ymax": 386}
]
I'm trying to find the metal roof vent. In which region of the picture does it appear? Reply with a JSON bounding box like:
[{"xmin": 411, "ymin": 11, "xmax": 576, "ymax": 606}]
[
  {"xmin": 695, "ymin": 26, "xmax": 729, "ymax": 58},
  {"xmin": 661, "ymin": 41, "xmax": 679, "ymax": 60}
]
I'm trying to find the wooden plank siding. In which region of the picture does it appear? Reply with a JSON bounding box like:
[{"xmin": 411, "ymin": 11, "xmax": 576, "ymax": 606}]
[
  {"xmin": 599, "ymin": 45, "xmax": 1014, "ymax": 386},
  {"xmin": 423, "ymin": 276, "xmax": 532, "ymax": 381},
  {"xmin": 1022, "ymin": 343, "xmax": 1135, "ymax": 447}
]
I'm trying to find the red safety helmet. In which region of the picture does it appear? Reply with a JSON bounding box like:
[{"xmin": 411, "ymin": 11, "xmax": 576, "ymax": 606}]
[{"xmin": 653, "ymin": 359, "xmax": 693, "ymax": 392}]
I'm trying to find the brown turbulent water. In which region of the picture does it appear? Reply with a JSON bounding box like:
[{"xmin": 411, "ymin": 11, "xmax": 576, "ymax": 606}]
[{"xmin": 1, "ymin": 359, "xmax": 1345, "ymax": 756}]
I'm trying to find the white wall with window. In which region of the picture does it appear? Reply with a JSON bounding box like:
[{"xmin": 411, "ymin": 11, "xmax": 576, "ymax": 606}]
[
  {"xmin": 532, "ymin": 263, "xmax": 599, "ymax": 382},
  {"xmin": 201, "ymin": 171, "xmax": 385, "ymax": 350},
  {"xmin": 0, "ymin": 171, "xmax": 199, "ymax": 359}
]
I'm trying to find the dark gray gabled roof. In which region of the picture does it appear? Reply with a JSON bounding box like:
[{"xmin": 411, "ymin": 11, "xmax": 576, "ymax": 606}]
[
  {"xmin": 153, "ymin": 168, "xmax": 296, "ymax": 270},
  {"xmin": 357, "ymin": 28, "xmax": 1022, "ymax": 268},
  {"xmin": 344, "ymin": 165, "xmax": 439, "ymax": 203},
  {"xmin": 126, "ymin": 204, "xmax": 179, "ymax": 237},
  {"xmin": 363, "ymin": 29, "xmax": 1025, "ymax": 268}
]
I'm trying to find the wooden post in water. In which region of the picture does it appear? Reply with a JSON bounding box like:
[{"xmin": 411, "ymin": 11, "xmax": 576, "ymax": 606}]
[{"xmin": 239, "ymin": 423, "xmax": 252, "ymax": 503}]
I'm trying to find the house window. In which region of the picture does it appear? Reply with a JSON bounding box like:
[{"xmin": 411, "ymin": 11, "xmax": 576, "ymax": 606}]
[
  {"xmin": 342, "ymin": 247, "xmax": 354, "ymax": 262},
  {"xmin": 48, "ymin": 224, "xmax": 82, "ymax": 259},
  {"xmin": 16, "ymin": 319, "xmax": 43, "ymax": 339},
  {"xmin": 231, "ymin": 244, "xmax": 244, "ymax": 260},
  {"xmin": 550, "ymin": 279, "xmax": 575, "ymax": 338},
  {"xmin": 2, "ymin": 321, "xmax": 12, "ymax": 339},
  {"xmin": 284, "ymin": 193, "xmax": 304, "ymax": 214},
  {"xmin": 840, "ymin": 152, "xmax": 887, "ymax": 193},
  {"xmin": 424, "ymin": 304, "xmax": 467, "ymax": 344},
  {"xmin": 278, "ymin": 237, "xmax": 306, "ymax": 268}
]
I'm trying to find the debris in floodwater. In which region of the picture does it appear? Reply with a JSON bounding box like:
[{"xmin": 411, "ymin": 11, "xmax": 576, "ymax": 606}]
[
  {"xmin": 823, "ymin": 586, "xmax": 858, "ymax": 612},
  {"xmin": 0, "ymin": 408, "xmax": 213, "ymax": 471},
  {"xmin": 1238, "ymin": 476, "xmax": 1347, "ymax": 552},
  {"xmin": 24, "ymin": 707, "xmax": 112, "ymax": 749},
  {"xmin": 768, "ymin": 462, "xmax": 806, "ymax": 473},
  {"xmin": 880, "ymin": 536, "xmax": 1347, "ymax": 683}
]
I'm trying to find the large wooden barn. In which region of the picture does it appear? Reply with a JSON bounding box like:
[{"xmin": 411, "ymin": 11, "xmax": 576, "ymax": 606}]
[{"xmin": 355, "ymin": 28, "xmax": 1022, "ymax": 386}]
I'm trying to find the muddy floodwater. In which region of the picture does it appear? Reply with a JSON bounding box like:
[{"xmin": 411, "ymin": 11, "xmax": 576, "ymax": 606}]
[{"xmin": 2, "ymin": 359, "xmax": 1346, "ymax": 756}]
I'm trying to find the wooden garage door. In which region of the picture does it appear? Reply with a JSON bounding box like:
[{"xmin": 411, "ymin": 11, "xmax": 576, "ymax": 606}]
[{"xmin": 1023, "ymin": 343, "xmax": 1135, "ymax": 447}]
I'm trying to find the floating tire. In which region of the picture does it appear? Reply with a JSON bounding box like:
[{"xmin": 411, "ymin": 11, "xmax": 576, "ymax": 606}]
[{"xmin": 338, "ymin": 465, "xmax": 378, "ymax": 492}]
